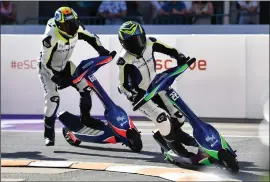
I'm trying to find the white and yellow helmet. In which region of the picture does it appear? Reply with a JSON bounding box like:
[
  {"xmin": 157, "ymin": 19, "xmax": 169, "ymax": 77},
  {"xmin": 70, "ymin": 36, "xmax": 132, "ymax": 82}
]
[{"xmin": 54, "ymin": 6, "xmax": 79, "ymax": 37}]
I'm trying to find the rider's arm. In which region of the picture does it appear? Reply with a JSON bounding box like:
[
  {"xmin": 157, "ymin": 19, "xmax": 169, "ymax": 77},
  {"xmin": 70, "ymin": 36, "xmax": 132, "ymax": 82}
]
[
  {"xmin": 117, "ymin": 57, "xmax": 143, "ymax": 101},
  {"xmin": 77, "ymin": 23, "xmax": 110, "ymax": 56},
  {"xmin": 150, "ymin": 37, "xmax": 188, "ymax": 66},
  {"xmin": 39, "ymin": 27, "xmax": 58, "ymax": 79}
]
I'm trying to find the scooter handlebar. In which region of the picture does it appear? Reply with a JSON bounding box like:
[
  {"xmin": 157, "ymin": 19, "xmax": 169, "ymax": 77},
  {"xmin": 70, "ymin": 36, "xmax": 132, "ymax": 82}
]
[{"xmin": 133, "ymin": 58, "xmax": 196, "ymax": 111}]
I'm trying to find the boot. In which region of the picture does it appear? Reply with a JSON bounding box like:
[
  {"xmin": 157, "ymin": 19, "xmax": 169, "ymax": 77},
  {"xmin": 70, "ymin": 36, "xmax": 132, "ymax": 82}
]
[
  {"xmin": 176, "ymin": 128, "xmax": 198, "ymax": 147},
  {"xmin": 44, "ymin": 116, "xmax": 55, "ymax": 146},
  {"xmin": 79, "ymin": 91, "xmax": 105, "ymax": 129},
  {"xmin": 80, "ymin": 113, "xmax": 105, "ymax": 130},
  {"xmin": 170, "ymin": 117, "xmax": 198, "ymax": 147},
  {"xmin": 167, "ymin": 139, "xmax": 196, "ymax": 158}
]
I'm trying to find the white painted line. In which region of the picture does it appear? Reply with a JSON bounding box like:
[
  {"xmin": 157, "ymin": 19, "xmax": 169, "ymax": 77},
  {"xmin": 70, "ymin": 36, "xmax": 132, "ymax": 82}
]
[
  {"xmin": 1, "ymin": 179, "xmax": 26, "ymax": 182},
  {"xmin": 140, "ymin": 132, "xmax": 262, "ymax": 138},
  {"xmin": 106, "ymin": 165, "xmax": 166, "ymax": 174},
  {"xmin": 1, "ymin": 167, "xmax": 78, "ymax": 174},
  {"xmin": 1, "ymin": 130, "xmax": 264, "ymax": 138},
  {"xmin": 159, "ymin": 172, "xmax": 223, "ymax": 181},
  {"xmin": 28, "ymin": 161, "xmax": 75, "ymax": 168}
]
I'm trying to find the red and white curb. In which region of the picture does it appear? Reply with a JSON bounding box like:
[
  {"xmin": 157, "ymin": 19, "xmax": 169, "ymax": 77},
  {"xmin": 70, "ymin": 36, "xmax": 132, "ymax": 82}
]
[{"xmin": 1, "ymin": 159, "xmax": 241, "ymax": 181}]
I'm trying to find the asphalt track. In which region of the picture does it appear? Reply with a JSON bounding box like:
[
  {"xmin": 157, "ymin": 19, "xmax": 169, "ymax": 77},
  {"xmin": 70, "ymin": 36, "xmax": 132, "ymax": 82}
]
[{"xmin": 1, "ymin": 119, "xmax": 269, "ymax": 181}]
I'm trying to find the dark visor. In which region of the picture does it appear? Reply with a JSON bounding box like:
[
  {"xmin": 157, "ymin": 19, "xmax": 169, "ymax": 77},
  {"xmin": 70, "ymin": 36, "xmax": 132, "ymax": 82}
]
[
  {"xmin": 60, "ymin": 19, "xmax": 79, "ymax": 36},
  {"xmin": 123, "ymin": 34, "xmax": 146, "ymax": 56}
]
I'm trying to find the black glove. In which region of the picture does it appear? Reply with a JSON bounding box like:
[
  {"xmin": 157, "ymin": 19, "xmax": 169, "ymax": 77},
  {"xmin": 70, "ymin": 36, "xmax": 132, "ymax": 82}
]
[
  {"xmin": 51, "ymin": 75, "xmax": 73, "ymax": 90},
  {"xmin": 109, "ymin": 50, "xmax": 117, "ymax": 59},
  {"xmin": 98, "ymin": 46, "xmax": 110, "ymax": 56},
  {"xmin": 131, "ymin": 88, "xmax": 146, "ymax": 106},
  {"xmin": 176, "ymin": 53, "xmax": 191, "ymax": 66}
]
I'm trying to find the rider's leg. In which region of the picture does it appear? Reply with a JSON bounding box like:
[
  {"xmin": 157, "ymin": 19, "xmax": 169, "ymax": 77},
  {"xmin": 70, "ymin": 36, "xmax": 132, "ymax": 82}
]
[
  {"xmin": 152, "ymin": 92, "xmax": 198, "ymax": 147},
  {"xmin": 137, "ymin": 100, "xmax": 195, "ymax": 158},
  {"xmin": 68, "ymin": 61, "xmax": 105, "ymax": 129},
  {"xmin": 37, "ymin": 62, "xmax": 59, "ymax": 146},
  {"xmin": 155, "ymin": 91, "xmax": 185, "ymax": 126}
]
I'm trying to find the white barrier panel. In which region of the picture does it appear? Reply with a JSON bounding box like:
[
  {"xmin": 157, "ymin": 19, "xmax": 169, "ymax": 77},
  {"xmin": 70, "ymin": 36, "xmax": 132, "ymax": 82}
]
[
  {"xmin": 246, "ymin": 35, "xmax": 269, "ymax": 118},
  {"xmin": 0, "ymin": 35, "xmax": 110, "ymax": 116},
  {"xmin": 175, "ymin": 35, "xmax": 246, "ymax": 118},
  {"xmin": 1, "ymin": 34, "xmax": 269, "ymax": 119}
]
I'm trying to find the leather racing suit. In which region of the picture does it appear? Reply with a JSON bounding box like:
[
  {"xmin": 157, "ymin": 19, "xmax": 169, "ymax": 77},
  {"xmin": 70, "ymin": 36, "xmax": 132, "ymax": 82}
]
[
  {"xmin": 37, "ymin": 18, "xmax": 110, "ymax": 144},
  {"xmin": 117, "ymin": 36, "xmax": 198, "ymax": 159}
]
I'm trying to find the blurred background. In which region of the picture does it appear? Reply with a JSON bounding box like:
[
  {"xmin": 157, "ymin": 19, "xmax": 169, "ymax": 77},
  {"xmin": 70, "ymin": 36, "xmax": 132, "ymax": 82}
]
[{"xmin": 1, "ymin": 1, "xmax": 269, "ymax": 25}]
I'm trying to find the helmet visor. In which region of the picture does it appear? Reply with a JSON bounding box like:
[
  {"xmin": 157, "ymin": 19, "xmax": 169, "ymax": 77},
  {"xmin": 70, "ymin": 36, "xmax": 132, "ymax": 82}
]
[
  {"xmin": 59, "ymin": 18, "xmax": 79, "ymax": 36},
  {"xmin": 122, "ymin": 34, "xmax": 146, "ymax": 56}
]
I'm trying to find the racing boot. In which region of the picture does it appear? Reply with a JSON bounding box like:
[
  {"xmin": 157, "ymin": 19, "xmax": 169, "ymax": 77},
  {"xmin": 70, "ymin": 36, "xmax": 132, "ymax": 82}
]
[
  {"xmin": 44, "ymin": 116, "xmax": 55, "ymax": 146},
  {"xmin": 79, "ymin": 91, "xmax": 105, "ymax": 129},
  {"xmin": 80, "ymin": 113, "xmax": 105, "ymax": 130},
  {"xmin": 170, "ymin": 115, "xmax": 198, "ymax": 147}
]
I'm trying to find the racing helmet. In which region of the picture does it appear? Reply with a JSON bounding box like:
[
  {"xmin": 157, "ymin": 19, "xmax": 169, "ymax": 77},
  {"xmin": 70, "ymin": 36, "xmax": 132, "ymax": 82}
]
[
  {"xmin": 118, "ymin": 21, "xmax": 146, "ymax": 56},
  {"xmin": 54, "ymin": 6, "xmax": 79, "ymax": 37}
]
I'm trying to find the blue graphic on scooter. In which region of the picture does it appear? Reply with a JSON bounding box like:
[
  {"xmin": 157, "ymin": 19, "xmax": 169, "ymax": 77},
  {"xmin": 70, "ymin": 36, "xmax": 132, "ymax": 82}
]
[{"xmin": 58, "ymin": 55, "xmax": 142, "ymax": 152}]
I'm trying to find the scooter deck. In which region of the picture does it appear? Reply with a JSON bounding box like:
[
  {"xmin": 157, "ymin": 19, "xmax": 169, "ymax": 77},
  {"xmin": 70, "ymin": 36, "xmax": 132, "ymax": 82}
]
[
  {"xmin": 58, "ymin": 111, "xmax": 85, "ymax": 132},
  {"xmin": 152, "ymin": 130, "xmax": 208, "ymax": 170}
]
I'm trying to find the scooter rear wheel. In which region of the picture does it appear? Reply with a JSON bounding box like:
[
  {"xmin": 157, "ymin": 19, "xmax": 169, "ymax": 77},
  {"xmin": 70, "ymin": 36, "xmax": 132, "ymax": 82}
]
[
  {"xmin": 218, "ymin": 149, "xmax": 239, "ymax": 173},
  {"xmin": 62, "ymin": 127, "xmax": 81, "ymax": 147},
  {"xmin": 126, "ymin": 129, "xmax": 143, "ymax": 152}
]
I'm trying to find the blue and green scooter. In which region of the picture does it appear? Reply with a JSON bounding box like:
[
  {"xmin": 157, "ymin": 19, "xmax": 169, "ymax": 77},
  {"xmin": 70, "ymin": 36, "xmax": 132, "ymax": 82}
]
[{"xmin": 133, "ymin": 58, "xmax": 239, "ymax": 173}]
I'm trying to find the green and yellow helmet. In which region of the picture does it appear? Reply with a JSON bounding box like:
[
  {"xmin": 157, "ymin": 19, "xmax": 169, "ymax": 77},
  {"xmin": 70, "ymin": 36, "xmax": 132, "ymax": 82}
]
[
  {"xmin": 118, "ymin": 21, "xmax": 146, "ymax": 56},
  {"xmin": 54, "ymin": 6, "xmax": 79, "ymax": 37}
]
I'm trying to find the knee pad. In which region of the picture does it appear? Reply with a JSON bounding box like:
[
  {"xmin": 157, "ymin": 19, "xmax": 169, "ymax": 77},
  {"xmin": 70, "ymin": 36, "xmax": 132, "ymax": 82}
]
[
  {"xmin": 44, "ymin": 92, "xmax": 60, "ymax": 118},
  {"xmin": 75, "ymin": 78, "xmax": 90, "ymax": 92},
  {"xmin": 162, "ymin": 115, "xmax": 185, "ymax": 142},
  {"xmin": 154, "ymin": 112, "xmax": 171, "ymax": 137},
  {"xmin": 173, "ymin": 111, "xmax": 185, "ymax": 123}
]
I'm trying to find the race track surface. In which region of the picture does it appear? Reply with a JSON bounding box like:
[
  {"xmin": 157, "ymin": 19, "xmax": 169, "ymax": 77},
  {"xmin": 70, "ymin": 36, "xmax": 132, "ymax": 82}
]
[{"xmin": 1, "ymin": 119, "xmax": 269, "ymax": 181}]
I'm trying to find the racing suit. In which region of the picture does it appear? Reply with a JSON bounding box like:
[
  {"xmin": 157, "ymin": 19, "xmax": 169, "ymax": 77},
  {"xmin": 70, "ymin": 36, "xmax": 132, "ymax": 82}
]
[
  {"xmin": 37, "ymin": 18, "xmax": 110, "ymax": 144},
  {"xmin": 117, "ymin": 37, "xmax": 198, "ymax": 158}
]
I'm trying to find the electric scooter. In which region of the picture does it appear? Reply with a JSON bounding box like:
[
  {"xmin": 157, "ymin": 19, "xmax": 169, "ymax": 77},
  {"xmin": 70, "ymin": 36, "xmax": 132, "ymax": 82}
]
[
  {"xmin": 58, "ymin": 54, "xmax": 143, "ymax": 152},
  {"xmin": 133, "ymin": 58, "xmax": 239, "ymax": 172}
]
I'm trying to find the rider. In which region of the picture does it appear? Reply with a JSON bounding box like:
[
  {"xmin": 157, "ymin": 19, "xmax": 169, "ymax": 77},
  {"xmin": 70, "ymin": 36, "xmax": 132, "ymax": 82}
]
[
  {"xmin": 116, "ymin": 21, "xmax": 207, "ymax": 165},
  {"xmin": 37, "ymin": 6, "xmax": 114, "ymax": 146}
]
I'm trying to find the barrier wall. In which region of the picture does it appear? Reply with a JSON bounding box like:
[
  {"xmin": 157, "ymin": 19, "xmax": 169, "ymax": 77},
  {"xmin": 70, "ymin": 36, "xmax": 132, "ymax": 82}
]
[{"xmin": 1, "ymin": 34, "xmax": 269, "ymax": 119}]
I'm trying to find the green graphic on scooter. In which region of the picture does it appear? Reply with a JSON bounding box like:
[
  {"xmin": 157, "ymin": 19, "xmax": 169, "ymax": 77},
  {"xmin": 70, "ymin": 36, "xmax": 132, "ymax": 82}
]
[{"xmin": 133, "ymin": 59, "xmax": 239, "ymax": 173}]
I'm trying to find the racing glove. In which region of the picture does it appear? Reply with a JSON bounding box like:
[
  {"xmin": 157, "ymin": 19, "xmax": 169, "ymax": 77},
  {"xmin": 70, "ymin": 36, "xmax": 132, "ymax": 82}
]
[
  {"xmin": 118, "ymin": 86, "xmax": 146, "ymax": 105},
  {"xmin": 175, "ymin": 53, "xmax": 190, "ymax": 66},
  {"xmin": 98, "ymin": 46, "xmax": 111, "ymax": 56},
  {"xmin": 175, "ymin": 53, "xmax": 196, "ymax": 67}
]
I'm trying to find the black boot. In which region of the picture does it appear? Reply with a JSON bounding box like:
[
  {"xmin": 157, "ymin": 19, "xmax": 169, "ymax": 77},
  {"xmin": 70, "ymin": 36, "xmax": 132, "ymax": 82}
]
[
  {"xmin": 176, "ymin": 128, "xmax": 198, "ymax": 147},
  {"xmin": 167, "ymin": 139, "xmax": 196, "ymax": 157},
  {"xmin": 44, "ymin": 116, "xmax": 55, "ymax": 146},
  {"xmin": 170, "ymin": 117, "xmax": 198, "ymax": 147},
  {"xmin": 80, "ymin": 113, "xmax": 105, "ymax": 129},
  {"xmin": 79, "ymin": 91, "xmax": 105, "ymax": 129}
]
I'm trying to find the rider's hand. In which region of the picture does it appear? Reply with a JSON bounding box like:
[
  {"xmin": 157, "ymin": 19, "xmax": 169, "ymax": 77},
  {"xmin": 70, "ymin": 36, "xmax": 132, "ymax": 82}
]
[
  {"xmin": 131, "ymin": 88, "xmax": 146, "ymax": 106},
  {"xmin": 109, "ymin": 51, "xmax": 117, "ymax": 59},
  {"xmin": 98, "ymin": 46, "xmax": 111, "ymax": 56},
  {"xmin": 176, "ymin": 53, "xmax": 190, "ymax": 66}
]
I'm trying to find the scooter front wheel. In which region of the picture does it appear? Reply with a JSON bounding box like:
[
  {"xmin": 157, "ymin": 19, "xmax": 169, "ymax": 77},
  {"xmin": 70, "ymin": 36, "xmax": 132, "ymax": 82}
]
[
  {"xmin": 62, "ymin": 127, "xmax": 81, "ymax": 147},
  {"xmin": 126, "ymin": 129, "xmax": 143, "ymax": 152},
  {"xmin": 218, "ymin": 149, "xmax": 239, "ymax": 173}
]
